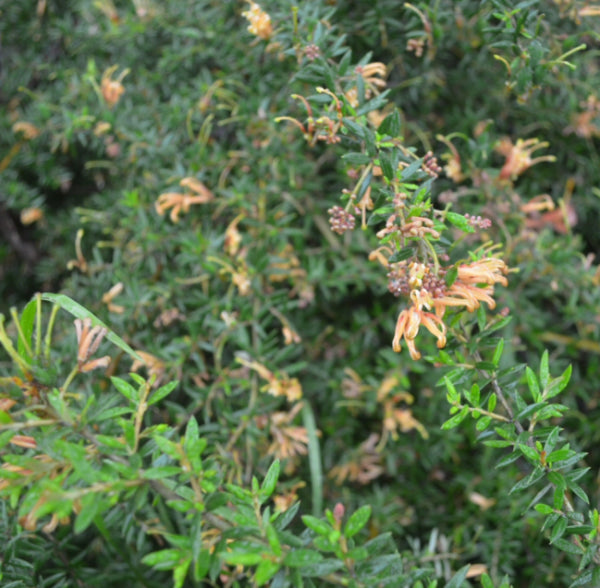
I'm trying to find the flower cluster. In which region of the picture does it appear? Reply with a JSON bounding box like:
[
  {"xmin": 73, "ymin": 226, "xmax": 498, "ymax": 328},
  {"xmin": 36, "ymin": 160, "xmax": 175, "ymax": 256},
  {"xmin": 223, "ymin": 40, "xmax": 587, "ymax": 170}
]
[
  {"xmin": 242, "ymin": 1, "xmax": 272, "ymax": 40},
  {"xmin": 385, "ymin": 258, "xmax": 508, "ymax": 360}
]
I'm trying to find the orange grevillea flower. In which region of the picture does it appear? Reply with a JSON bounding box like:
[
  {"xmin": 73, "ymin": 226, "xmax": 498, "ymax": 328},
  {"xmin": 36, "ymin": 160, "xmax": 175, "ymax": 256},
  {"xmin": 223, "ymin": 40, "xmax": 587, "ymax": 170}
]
[
  {"xmin": 155, "ymin": 177, "xmax": 214, "ymax": 223},
  {"xmin": 496, "ymin": 137, "xmax": 555, "ymax": 181},
  {"xmin": 101, "ymin": 66, "xmax": 129, "ymax": 108},
  {"xmin": 392, "ymin": 303, "xmax": 446, "ymax": 360}
]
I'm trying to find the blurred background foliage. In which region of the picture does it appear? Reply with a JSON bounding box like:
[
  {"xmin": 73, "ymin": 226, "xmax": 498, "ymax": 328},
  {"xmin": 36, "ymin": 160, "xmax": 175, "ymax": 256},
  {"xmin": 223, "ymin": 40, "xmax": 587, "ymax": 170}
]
[{"xmin": 1, "ymin": 0, "xmax": 600, "ymax": 586}]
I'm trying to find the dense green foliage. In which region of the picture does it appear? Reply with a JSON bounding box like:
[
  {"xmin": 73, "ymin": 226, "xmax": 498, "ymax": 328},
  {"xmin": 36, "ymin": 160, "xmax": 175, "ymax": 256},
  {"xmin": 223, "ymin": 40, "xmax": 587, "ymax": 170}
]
[{"xmin": 1, "ymin": 1, "xmax": 600, "ymax": 587}]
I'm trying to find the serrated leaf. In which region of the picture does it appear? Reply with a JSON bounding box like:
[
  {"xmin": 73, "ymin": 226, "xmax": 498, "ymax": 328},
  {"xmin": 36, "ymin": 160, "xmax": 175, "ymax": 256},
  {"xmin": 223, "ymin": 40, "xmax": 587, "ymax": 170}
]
[{"xmin": 344, "ymin": 505, "xmax": 371, "ymax": 538}]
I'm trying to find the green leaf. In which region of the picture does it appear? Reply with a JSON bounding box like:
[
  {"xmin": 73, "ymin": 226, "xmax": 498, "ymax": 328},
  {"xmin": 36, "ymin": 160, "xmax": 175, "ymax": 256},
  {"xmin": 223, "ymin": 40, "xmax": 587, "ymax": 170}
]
[
  {"xmin": 173, "ymin": 558, "xmax": 191, "ymax": 588},
  {"xmin": 148, "ymin": 381, "xmax": 178, "ymax": 405},
  {"xmin": 260, "ymin": 460, "xmax": 280, "ymax": 502},
  {"xmin": 284, "ymin": 549, "xmax": 324, "ymax": 567},
  {"xmin": 379, "ymin": 152, "xmax": 395, "ymax": 181},
  {"xmin": 18, "ymin": 298, "xmax": 37, "ymax": 362},
  {"xmin": 254, "ymin": 559, "xmax": 280, "ymax": 586},
  {"xmin": 302, "ymin": 515, "xmax": 330, "ymax": 536},
  {"xmin": 74, "ymin": 493, "xmax": 102, "ymax": 534},
  {"xmin": 387, "ymin": 247, "xmax": 416, "ymax": 263},
  {"xmin": 487, "ymin": 393, "xmax": 497, "ymax": 412},
  {"xmin": 550, "ymin": 517, "xmax": 568, "ymax": 543},
  {"xmin": 111, "ymin": 376, "xmax": 138, "ymax": 403},
  {"xmin": 568, "ymin": 483, "xmax": 590, "ymax": 505},
  {"xmin": 299, "ymin": 559, "xmax": 345, "ymax": 577},
  {"xmin": 220, "ymin": 551, "xmax": 263, "ymax": 566},
  {"xmin": 266, "ymin": 523, "xmax": 282, "ymax": 556},
  {"xmin": 475, "ymin": 416, "xmax": 492, "ymax": 431},
  {"xmin": 341, "ymin": 152, "xmax": 372, "ymax": 166},
  {"xmin": 142, "ymin": 548, "xmax": 183, "ymax": 570},
  {"xmin": 184, "ymin": 416, "xmax": 199, "ymax": 451},
  {"xmin": 441, "ymin": 406, "xmax": 469, "ymax": 430},
  {"xmin": 526, "ymin": 366, "xmax": 541, "ymax": 402},
  {"xmin": 302, "ymin": 402, "xmax": 322, "ymax": 516},
  {"xmin": 481, "ymin": 573, "xmax": 494, "ymax": 588},
  {"xmin": 509, "ymin": 467, "xmax": 545, "ymax": 493},
  {"xmin": 491, "ymin": 338, "xmax": 504, "ymax": 366},
  {"xmin": 143, "ymin": 466, "xmax": 183, "ymax": 480},
  {"xmin": 535, "ymin": 503, "xmax": 554, "ymax": 515},
  {"xmin": 445, "ymin": 212, "xmax": 475, "ymax": 234},
  {"xmin": 344, "ymin": 505, "xmax": 371, "ymax": 538},
  {"xmin": 444, "ymin": 564, "xmax": 471, "ymax": 588},
  {"xmin": 40, "ymin": 293, "xmax": 141, "ymax": 360},
  {"xmin": 377, "ymin": 110, "xmax": 401, "ymax": 137},
  {"xmin": 518, "ymin": 443, "xmax": 540, "ymax": 464},
  {"xmin": 482, "ymin": 439, "xmax": 513, "ymax": 448},
  {"xmin": 543, "ymin": 426, "xmax": 561, "ymax": 454},
  {"xmin": 545, "ymin": 364, "xmax": 572, "ymax": 399},
  {"xmin": 445, "ymin": 377, "xmax": 459, "ymax": 404},
  {"xmin": 553, "ymin": 537, "xmax": 583, "ymax": 556},
  {"xmin": 274, "ymin": 501, "xmax": 300, "ymax": 531},
  {"xmin": 539, "ymin": 350, "xmax": 550, "ymax": 389}
]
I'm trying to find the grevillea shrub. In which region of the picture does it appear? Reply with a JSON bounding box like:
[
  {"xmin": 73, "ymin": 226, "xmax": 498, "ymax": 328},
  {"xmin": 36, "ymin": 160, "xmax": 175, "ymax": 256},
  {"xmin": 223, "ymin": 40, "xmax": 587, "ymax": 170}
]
[{"xmin": 1, "ymin": 1, "xmax": 600, "ymax": 587}]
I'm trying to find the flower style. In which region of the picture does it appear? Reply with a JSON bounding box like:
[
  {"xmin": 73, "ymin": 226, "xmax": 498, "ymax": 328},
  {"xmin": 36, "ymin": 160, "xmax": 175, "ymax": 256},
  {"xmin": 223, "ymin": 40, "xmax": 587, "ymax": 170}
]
[
  {"xmin": 496, "ymin": 137, "xmax": 556, "ymax": 181},
  {"xmin": 74, "ymin": 318, "xmax": 111, "ymax": 372},
  {"xmin": 242, "ymin": 1, "xmax": 272, "ymax": 40},
  {"xmin": 155, "ymin": 177, "xmax": 214, "ymax": 223}
]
